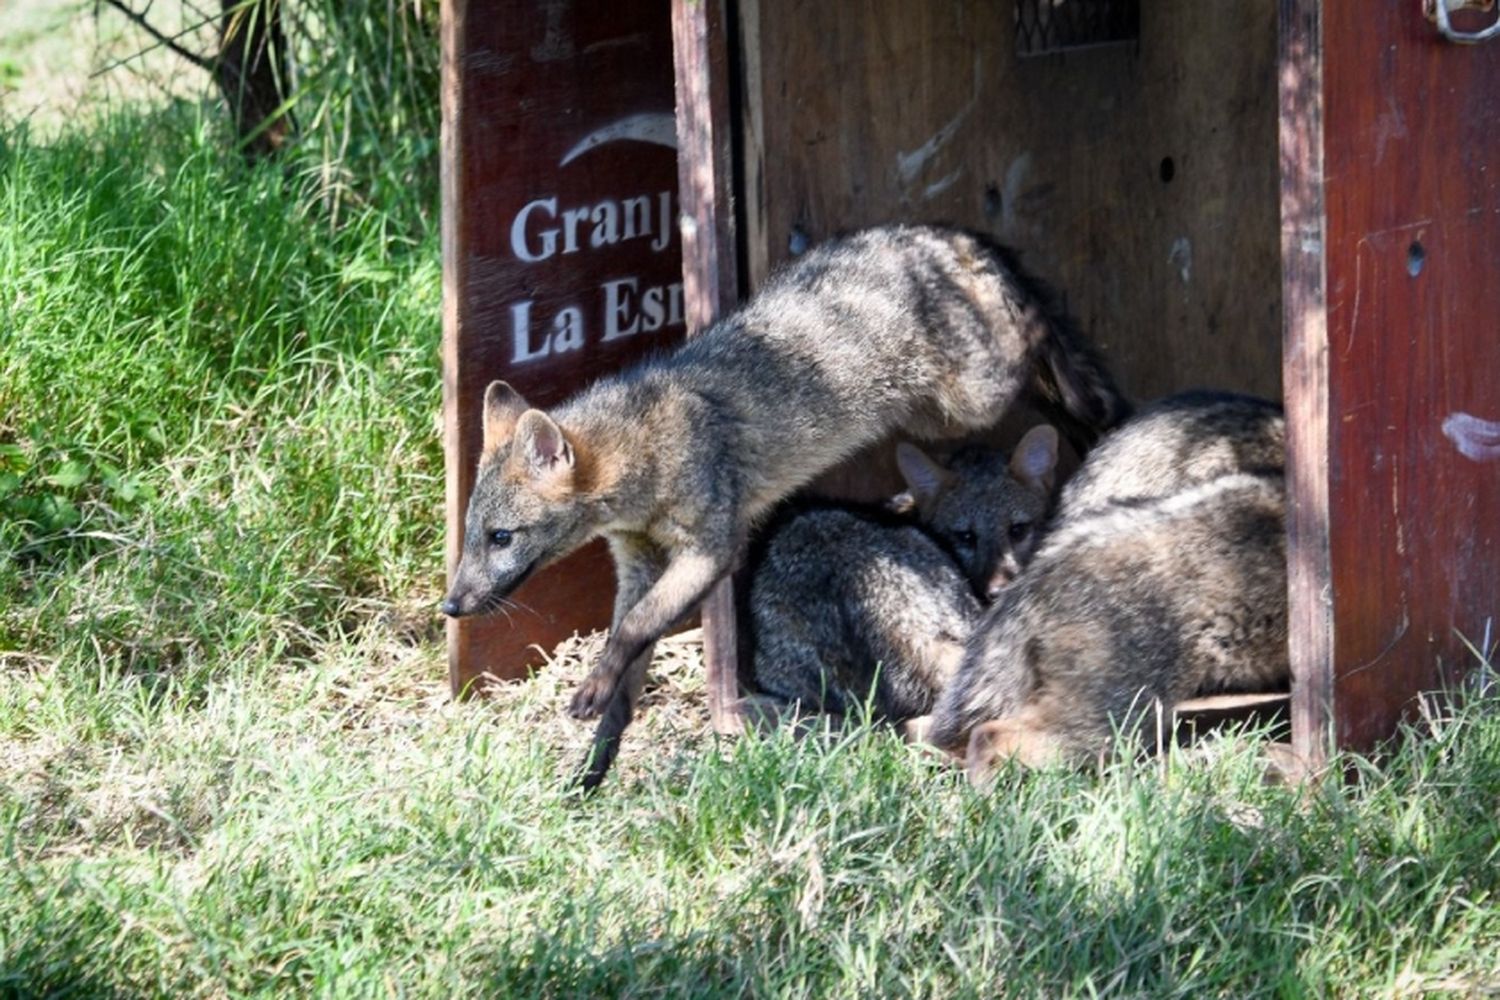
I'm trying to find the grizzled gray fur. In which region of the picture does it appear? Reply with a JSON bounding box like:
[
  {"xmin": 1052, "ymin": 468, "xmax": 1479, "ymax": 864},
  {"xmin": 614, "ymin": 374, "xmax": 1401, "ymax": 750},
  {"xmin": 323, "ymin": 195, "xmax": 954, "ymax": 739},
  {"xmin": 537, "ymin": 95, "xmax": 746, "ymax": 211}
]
[
  {"xmin": 1053, "ymin": 390, "xmax": 1284, "ymax": 521},
  {"xmin": 926, "ymin": 392, "xmax": 1289, "ymax": 773},
  {"xmin": 748, "ymin": 429, "xmax": 1058, "ymax": 725},
  {"xmin": 443, "ymin": 224, "xmax": 1126, "ymax": 788}
]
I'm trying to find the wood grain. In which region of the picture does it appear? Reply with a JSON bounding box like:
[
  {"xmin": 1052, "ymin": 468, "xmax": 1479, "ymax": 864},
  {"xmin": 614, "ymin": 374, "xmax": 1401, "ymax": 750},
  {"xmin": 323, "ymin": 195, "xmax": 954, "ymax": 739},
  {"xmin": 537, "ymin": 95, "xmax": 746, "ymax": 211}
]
[
  {"xmin": 1319, "ymin": 0, "xmax": 1500, "ymax": 752},
  {"xmin": 734, "ymin": 0, "xmax": 1282, "ymax": 504},
  {"xmin": 672, "ymin": 0, "xmax": 744, "ymax": 733},
  {"xmin": 441, "ymin": 0, "xmax": 685, "ymax": 693},
  {"xmin": 1278, "ymin": 0, "xmax": 1334, "ymax": 771}
]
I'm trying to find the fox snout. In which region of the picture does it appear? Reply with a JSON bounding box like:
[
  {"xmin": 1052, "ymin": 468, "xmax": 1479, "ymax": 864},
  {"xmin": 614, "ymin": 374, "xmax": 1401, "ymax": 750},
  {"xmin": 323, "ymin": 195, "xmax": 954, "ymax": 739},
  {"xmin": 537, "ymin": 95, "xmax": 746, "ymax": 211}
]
[
  {"xmin": 440, "ymin": 550, "xmax": 535, "ymax": 619},
  {"xmin": 440, "ymin": 576, "xmax": 485, "ymax": 619},
  {"xmin": 986, "ymin": 561, "xmax": 1019, "ymax": 601}
]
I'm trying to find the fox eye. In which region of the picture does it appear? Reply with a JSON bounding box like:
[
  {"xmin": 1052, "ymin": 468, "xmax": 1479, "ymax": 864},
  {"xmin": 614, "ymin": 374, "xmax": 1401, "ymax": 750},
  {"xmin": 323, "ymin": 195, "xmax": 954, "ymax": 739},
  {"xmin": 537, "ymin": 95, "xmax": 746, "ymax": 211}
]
[
  {"xmin": 954, "ymin": 530, "xmax": 977, "ymax": 548},
  {"xmin": 1008, "ymin": 521, "xmax": 1032, "ymax": 543},
  {"xmin": 489, "ymin": 528, "xmax": 514, "ymax": 548}
]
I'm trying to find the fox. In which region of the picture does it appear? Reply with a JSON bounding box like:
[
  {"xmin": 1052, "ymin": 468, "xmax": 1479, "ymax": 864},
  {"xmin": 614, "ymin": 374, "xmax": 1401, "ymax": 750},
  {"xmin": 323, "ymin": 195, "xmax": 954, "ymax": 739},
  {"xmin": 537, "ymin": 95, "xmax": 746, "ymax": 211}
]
[
  {"xmin": 1052, "ymin": 390, "xmax": 1284, "ymax": 521},
  {"xmin": 746, "ymin": 426, "xmax": 1059, "ymax": 727},
  {"xmin": 440, "ymin": 224, "xmax": 1128, "ymax": 789},
  {"xmin": 891, "ymin": 425, "xmax": 1060, "ymax": 599},
  {"xmin": 923, "ymin": 392, "xmax": 1288, "ymax": 780}
]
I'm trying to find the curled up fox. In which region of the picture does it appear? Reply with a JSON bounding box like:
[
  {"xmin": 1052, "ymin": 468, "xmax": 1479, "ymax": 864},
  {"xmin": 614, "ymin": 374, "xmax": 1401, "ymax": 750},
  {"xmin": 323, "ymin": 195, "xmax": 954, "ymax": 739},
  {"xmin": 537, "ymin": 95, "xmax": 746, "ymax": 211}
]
[{"xmin": 441, "ymin": 224, "xmax": 1127, "ymax": 789}]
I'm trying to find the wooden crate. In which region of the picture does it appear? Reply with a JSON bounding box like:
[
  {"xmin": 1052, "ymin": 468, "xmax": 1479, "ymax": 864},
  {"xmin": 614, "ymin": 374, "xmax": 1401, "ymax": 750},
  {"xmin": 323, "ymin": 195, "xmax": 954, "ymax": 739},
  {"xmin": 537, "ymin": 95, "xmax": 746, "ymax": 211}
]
[{"xmin": 443, "ymin": 0, "xmax": 1500, "ymax": 767}]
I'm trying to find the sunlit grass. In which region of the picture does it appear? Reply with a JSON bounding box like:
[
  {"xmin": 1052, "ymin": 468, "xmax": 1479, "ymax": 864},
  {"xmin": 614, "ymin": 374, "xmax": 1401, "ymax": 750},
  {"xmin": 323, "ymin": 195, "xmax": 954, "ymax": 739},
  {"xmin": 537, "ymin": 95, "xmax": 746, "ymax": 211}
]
[{"xmin": 2, "ymin": 41, "xmax": 1498, "ymax": 1000}]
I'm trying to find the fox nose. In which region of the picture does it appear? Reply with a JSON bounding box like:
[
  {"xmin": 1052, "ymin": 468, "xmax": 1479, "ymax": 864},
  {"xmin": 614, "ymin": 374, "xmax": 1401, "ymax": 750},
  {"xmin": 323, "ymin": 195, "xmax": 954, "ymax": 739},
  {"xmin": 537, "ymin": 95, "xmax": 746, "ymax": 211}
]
[
  {"xmin": 440, "ymin": 596, "xmax": 462, "ymax": 618},
  {"xmin": 985, "ymin": 567, "xmax": 1015, "ymax": 601}
]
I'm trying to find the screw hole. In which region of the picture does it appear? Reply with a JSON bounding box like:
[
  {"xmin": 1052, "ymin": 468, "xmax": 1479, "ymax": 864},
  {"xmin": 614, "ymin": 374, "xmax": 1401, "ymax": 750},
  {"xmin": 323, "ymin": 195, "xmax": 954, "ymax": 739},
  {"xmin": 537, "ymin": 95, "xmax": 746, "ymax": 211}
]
[
  {"xmin": 1159, "ymin": 156, "xmax": 1176, "ymax": 183},
  {"xmin": 983, "ymin": 184, "xmax": 1003, "ymax": 219},
  {"xmin": 1407, "ymin": 241, "xmax": 1426, "ymax": 277}
]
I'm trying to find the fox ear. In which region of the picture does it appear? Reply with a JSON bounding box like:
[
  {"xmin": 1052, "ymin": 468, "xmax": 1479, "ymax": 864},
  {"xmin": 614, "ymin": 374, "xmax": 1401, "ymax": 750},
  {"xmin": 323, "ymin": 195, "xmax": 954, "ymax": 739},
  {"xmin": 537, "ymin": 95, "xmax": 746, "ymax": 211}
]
[
  {"xmin": 514, "ymin": 409, "xmax": 574, "ymax": 483},
  {"xmin": 895, "ymin": 442, "xmax": 950, "ymax": 505},
  {"xmin": 1010, "ymin": 425, "xmax": 1059, "ymax": 491},
  {"xmin": 482, "ymin": 381, "xmax": 530, "ymax": 453}
]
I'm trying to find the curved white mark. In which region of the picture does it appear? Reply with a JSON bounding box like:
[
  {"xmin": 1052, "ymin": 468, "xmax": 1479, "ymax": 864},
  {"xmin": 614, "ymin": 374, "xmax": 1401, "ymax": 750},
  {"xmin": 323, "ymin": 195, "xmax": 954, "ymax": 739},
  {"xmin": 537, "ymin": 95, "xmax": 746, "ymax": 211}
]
[
  {"xmin": 1443, "ymin": 412, "xmax": 1500, "ymax": 462},
  {"xmin": 896, "ymin": 103, "xmax": 974, "ymax": 186},
  {"xmin": 923, "ymin": 168, "xmax": 963, "ymax": 200},
  {"xmin": 559, "ymin": 112, "xmax": 678, "ymax": 167},
  {"xmin": 1168, "ymin": 236, "xmax": 1193, "ymax": 285}
]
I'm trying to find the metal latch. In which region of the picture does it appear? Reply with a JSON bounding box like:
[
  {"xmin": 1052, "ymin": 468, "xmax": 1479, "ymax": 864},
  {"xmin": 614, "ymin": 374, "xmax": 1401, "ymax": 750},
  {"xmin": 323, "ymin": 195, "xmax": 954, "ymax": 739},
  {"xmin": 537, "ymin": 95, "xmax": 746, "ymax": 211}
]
[{"xmin": 1425, "ymin": 0, "xmax": 1500, "ymax": 43}]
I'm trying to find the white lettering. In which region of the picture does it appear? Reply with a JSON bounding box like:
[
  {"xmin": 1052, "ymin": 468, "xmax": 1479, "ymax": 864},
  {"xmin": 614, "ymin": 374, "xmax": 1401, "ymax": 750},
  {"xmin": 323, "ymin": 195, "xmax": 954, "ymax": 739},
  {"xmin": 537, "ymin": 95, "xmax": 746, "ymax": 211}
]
[
  {"xmin": 510, "ymin": 300, "xmax": 551, "ymax": 363},
  {"xmin": 667, "ymin": 281, "xmax": 684, "ymax": 328},
  {"xmin": 589, "ymin": 202, "xmax": 620, "ymax": 249},
  {"xmin": 652, "ymin": 191, "xmax": 672, "ymax": 252},
  {"xmin": 641, "ymin": 285, "xmax": 665, "ymax": 332},
  {"xmin": 552, "ymin": 306, "xmax": 585, "ymax": 353},
  {"xmin": 510, "ymin": 198, "xmax": 559, "ymax": 263},
  {"xmin": 622, "ymin": 195, "xmax": 651, "ymax": 241},
  {"xmin": 561, "ymin": 207, "xmax": 590, "ymax": 254},
  {"xmin": 510, "ymin": 191, "xmax": 675, "ymax": 265},
  {"xmin": 601, "ymin": 278, "xmax": 641, "ymax": 341}
]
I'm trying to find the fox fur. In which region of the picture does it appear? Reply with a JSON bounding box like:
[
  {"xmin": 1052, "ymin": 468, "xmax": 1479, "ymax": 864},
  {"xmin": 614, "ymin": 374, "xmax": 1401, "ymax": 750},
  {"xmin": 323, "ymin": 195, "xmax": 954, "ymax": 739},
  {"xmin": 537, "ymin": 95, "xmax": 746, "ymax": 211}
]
[
  {"xmin": 925, "ymin": 392, "xmax": 1289, "ymax": 778},
  {"xmin": 442, "ymin": 224, "xmax": 1126, "ymax": 788},
  {"xmin": 747, "ymin": 428, "xmax": 1059, "ymax": 725}
]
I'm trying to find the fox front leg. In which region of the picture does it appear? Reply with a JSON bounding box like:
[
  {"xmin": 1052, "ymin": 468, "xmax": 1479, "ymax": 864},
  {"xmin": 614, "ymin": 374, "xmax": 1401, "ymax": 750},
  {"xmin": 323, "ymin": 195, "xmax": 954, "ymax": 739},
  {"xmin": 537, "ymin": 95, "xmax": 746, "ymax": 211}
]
[{"xmin": 568, "ymin": 547, "xmax": 728, "ymax": 720}]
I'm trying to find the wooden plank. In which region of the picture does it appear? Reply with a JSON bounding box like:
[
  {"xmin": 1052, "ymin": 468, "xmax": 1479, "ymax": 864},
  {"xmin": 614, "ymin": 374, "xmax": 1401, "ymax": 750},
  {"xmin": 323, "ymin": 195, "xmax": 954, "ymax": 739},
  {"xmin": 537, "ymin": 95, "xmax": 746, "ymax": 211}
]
[
  {"xmin": 737, "ymin": 1, "xmax": 1282, "ymax": 403},
  {"xmin": 671, "ymin": 0, "xmax": 744, "ymax": 734},
  {"xmin": 1172, "ymin": 692, "xmax": 1291, "ymax": 746},
  {"xmin": 734, "ymin": 0, "xmax": 1283, "ymax": 504},
  {"xmin": 1319, "ymin": 1, "xmax": 1500, "ymax": 751},
  {"xmin": 1277, "ymin": 0, "xmax": 1334, "ymax": 772},
  {"xmin": 441, "ymin": 0, "xmax": 686, "ymax": 694}
]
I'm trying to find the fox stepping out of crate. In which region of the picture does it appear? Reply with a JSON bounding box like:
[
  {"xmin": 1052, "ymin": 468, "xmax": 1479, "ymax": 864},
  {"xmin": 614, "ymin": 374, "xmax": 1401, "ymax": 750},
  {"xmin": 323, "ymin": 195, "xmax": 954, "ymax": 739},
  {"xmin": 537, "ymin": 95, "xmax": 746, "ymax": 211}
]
[
  {"xmin": 441, "ymin": 224, "xmax": 1128, "ymax": 789},
  {"xmin": 923, "ymin": 391, "xmax": 1290, "ymax": 783}
]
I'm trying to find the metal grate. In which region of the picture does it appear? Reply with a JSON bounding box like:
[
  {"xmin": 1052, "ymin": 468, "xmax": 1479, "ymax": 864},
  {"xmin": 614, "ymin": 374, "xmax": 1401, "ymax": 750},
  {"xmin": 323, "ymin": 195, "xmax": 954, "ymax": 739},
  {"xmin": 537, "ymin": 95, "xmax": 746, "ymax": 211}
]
[{"xmin": 1015, "ymin": 0, "xmax": 1140, "ymax": 57}]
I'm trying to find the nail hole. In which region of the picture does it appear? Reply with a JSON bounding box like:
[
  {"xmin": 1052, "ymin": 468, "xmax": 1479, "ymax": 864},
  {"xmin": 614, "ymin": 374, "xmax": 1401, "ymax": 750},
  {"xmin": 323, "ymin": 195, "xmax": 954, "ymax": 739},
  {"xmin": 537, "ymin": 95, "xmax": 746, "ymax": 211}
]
[
  {"xmin": 983, "ymin": 184, "xmax": 1003, "ymax": 219},
  {"xmin": 1407, "ymin": 241, "xmax": 1426, "ymax": 277},
  {"xmin": 1159, "ymin": 156, "xmax": 1176, "ymax": 183}
]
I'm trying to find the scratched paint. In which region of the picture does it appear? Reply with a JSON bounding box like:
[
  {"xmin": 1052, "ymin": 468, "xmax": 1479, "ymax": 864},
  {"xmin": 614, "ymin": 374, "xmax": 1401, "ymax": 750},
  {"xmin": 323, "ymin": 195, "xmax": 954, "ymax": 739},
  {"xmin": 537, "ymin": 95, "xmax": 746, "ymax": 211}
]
[
  {"xmin": 1168, "ymin": 236, "xmax": 1193, "ymax": 284},
  {"xmin": 894, "ymin": 53, "xmax": 982, "ymax": 187},
  {"xmin": 559, "ymin": 112, "xmax": 678, "ymax": 166},
  {"xmin": 922, "ymin": 168, "xmax": 963, "ymax": 200},
  {"xmin": 895, "ymin": 105, "xmax": 974, "ymax": 185},
  {"xmin": 1443, "ymin": 412, "xmax": 1500, "ymax": 462}
]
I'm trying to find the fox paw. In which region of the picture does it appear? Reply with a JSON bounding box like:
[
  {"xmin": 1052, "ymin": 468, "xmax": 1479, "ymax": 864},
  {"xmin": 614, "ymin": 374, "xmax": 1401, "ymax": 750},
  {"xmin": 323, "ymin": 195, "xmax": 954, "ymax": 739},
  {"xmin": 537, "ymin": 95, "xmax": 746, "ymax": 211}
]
[{"xmin": 568, "ymin": 674, "xmax": 616, "ymax": 720}]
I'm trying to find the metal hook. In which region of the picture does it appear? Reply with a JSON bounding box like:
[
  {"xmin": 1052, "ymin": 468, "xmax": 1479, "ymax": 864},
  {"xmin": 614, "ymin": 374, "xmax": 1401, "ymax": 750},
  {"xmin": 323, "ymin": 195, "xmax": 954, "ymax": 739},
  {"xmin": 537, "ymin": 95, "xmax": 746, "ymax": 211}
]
[{"xmin": 1428, "ymin": 0, "xmax": 1500, "ymax": 43}]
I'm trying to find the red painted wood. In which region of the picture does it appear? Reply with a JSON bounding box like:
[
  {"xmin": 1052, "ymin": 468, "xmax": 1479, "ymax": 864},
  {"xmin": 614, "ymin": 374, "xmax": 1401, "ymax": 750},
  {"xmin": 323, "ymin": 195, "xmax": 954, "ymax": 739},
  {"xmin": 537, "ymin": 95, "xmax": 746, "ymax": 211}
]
[
  {"xmin": 1320, "ymin": 1, "xmax": 1500, "ymax": 750},
  {"xmin": 441, "ymin": 0, "xmax": 685, "ymax": 692}
]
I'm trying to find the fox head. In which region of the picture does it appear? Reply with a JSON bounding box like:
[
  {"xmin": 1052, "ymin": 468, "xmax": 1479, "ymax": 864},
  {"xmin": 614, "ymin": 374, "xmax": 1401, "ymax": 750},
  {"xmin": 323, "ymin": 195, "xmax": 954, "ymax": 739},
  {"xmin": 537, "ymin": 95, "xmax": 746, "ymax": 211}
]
[
  {"xmin": 442, "ymin": 381, "xmax": 597, "ymax": 618},
  {"xmin": 896, "ymin": 425, "xmax": 1059, "ymax": 601}
]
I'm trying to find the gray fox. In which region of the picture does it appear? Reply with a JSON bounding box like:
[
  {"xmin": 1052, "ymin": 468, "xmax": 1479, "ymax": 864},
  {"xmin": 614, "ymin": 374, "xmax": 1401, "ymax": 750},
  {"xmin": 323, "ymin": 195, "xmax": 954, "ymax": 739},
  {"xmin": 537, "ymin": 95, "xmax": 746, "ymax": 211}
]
[
  {"xmin": 747, "ymin": 427, "xmax": 1059, "ymax": 726},
  {"xmin": 441, "ymin": 224, "xmax": 1127, "ymax": 788},
  {"xmin": 894, "ymin": 424, "xmax": 1059, "ymax": 599},
  {"xmin": 1053, "ymin": 390, "xmax": 1284, "ymax": 521},
  {"xmin": 924, "ymin": 392, "xmax": 1289, "ymax": 778}
]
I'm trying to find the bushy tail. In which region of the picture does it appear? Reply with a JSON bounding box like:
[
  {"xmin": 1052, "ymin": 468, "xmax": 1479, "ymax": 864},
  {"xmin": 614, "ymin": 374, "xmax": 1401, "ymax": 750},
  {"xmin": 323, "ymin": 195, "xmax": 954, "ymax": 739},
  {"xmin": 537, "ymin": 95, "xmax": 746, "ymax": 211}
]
[{"xmin": 1024, "ymin": 306, "xmax": 1133, "ymax": 453}]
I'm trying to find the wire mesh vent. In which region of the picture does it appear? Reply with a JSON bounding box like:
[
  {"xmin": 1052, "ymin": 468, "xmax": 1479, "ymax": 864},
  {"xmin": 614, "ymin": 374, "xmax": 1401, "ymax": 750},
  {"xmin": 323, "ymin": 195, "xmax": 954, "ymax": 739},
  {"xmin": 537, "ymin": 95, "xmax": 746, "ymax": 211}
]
[{"xmin": 1015, "ymin": 0, "xmax": 1140, "ymax": 57}]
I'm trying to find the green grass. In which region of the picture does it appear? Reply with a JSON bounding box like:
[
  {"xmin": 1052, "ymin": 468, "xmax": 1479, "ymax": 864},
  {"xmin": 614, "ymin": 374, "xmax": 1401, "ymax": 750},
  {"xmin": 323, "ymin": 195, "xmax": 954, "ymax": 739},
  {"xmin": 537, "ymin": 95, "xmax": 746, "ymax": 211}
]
[{"xmin": 3, "ymin": 45, "xmax": 1500, "ymax": 1000}]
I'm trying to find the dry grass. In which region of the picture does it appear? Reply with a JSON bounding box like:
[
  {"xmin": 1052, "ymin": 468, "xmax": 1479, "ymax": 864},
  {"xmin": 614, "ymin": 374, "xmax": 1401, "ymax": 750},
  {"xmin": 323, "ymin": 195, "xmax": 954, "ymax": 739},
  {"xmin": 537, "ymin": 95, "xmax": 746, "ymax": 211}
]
[
  {"xmin": 477, "ymin": 626, "xmax": 717, "ymax": 788},
  {"xmin": 0, "ymin": 0, "xmax": 212, "ymax": 128}
]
